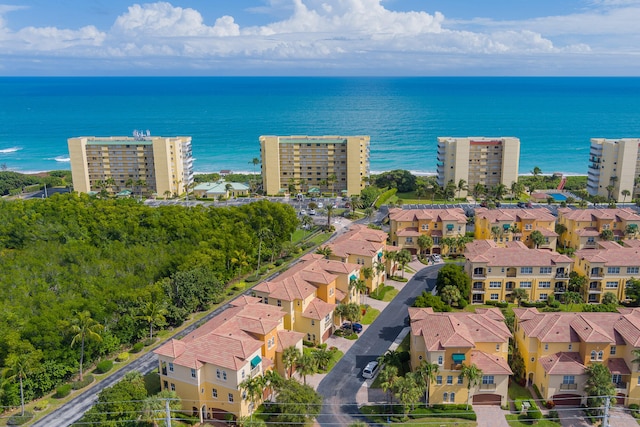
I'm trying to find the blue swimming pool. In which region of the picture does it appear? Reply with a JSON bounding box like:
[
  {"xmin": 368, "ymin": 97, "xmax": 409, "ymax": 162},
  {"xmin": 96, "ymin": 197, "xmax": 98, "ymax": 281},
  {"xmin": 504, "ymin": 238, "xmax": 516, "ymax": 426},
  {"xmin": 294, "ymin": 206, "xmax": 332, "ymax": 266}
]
[{"xmin": 549, "ymin": 193, "xmax": 567, "ymax": 201}]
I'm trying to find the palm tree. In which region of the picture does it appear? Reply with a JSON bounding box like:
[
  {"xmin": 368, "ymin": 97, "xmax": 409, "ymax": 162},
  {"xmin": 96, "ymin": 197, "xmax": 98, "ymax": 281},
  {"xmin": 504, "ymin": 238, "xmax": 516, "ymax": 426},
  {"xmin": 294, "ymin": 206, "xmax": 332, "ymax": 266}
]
[
  {"xmin": 135, "ymin": 179, "xmax": 146, "ymax": 199},
  {"xmin": 282, "ymin": 346, "xmax": 301, "ymax": 379},
  {"xmin": 379, "ymin": 364, "xmax": 399, "ymax": 407},
  {"xmin": 378, "ymin": 349, "xmax": 403, "ymax": 370},
  {"xmin": 563, "ymin": 291, "xmax": 583, "ymax": 311},
  {"xmin": 163, "ymin": 190, "xmax": 171, "ymax": 200},
  {"xmin": 606, "ymin": 185, "xmax": 615, "ymax": 201},
  {"xmin": 139, "ymin": 394, "xmax": 164, "ymax": 427},
  {"xmin": 312, "ymin": 347, "xmax": 332, "ymax": 371},
  {"xmin": 631, "ymin": 349, "xmax": 640, "ymax": 371},
  {"xmin": 417, "ymin": 234, "xmax": 433, "ymax": 256},
  {"xmin": 296, "ymin": 353, "xmax": 317, "ymax": 385},
  {"xmin": 555, "ymin": 223, "xmax": 568, "ymax": 247},
  {"xmin": 374, "ymin": 260, "xmax": 386, "ymax": 279},
  {"xmin": 125, "ymin": 178, "xmax": 134, "ymax": 190},
  {"xmin": 316, "ymin": 245, "xmax": 333, "ymax": 259},
  {"xmin": 364, "ymin": 207, "xmax": 374, "ymax": 221},
  {"xmin": 530, "ymin": 230, "xmax": 546, "ymax": 248},
  {"xmin": 137, "ymin": 301, "xmax": 167, "ymax": 340},
  {"xmin": 5, "ymin": 353, "xmax": 37, "ymax": 416},
  {"xmin": 456, "ymin": 179, "xmax": 468, "ymax": 199},
  {"xmin": 511, "ymin": 287, "xmax": 529, "ymax": 307},
  {"xmin": 231, "ymin": 249, "xmax": 250, "ymax": 277},
  {"xmin": 70, "ymin": 311, "xmax": 103, "ymax": 381},
  {"xmin": 415, "ymin": 360, "xmax": 439, "ymax": 406},
  {"xmin": 328, "ymin": 173, "xmax": 337, "ymax": 196},
  {"xmin": 240, "ymin": 375, "xmax": 266, "ymax": 418},
  {"xmin": 622, "ymin": 189, "xmax": 631, "ymax": 204},
  {"xmin": 263, "ymin": 369, "xmax": 284, "ymax": 401},
  {"xmin": 384, "ymin": 250, "xmax": 398, "ymax": 277},
  {"xmin": 325, "ymin": 204, "xmax": 335, "ymax": 229},
  {"xmin": 396, "ymin": 249, "xmax": 412, "ymax": 278},
  {"xmin": 492, "ymin": 183, "xmax": 508, "ymax": 201},
  {"xmin": 298, "ymin": 178, "xmax": 307, "ymax": 193},
  {"xmin": 256, "ymin": 227, "xmax": 272, "ymax": 274},
  {"xmin": 461, "ymin": 363, "xmax": 483, "ymax": 410},
  {"xmin": 472, "ymin": 183, "xmax": 486, "ymax": 204},
  {"xmin": 361, "ymin": 267, "xmax": 373, "ymax": 299},
  {"xmin": 349, "ymin": 277, "xmax": 367, "ymax": 305},
  {"xmin": 250, "ymin": 157, "xmax": 261, "ymax": 178},
  {"xmin": 301, "ymin": 215, "xmax": 314, "ymax": 230},
  {"xmin": 531, "ymin": 166, "xmax": 542, "ymax": 179},
  {"xmin": 511, "ymin": 181, "xmax": 524, "ymax": 200}
]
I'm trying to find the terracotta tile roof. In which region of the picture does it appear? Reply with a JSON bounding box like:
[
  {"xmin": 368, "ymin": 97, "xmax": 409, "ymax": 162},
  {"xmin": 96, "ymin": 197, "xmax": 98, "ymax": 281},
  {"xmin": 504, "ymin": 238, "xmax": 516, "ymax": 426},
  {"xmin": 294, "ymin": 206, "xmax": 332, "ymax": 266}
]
[
  {"xmin": 539, "ymin": 352, "xmax": 586, "ymax": 375},
  {"xmin": 155, "ymin": 339, "xmax": 186, "ymax": 358},
  {"xmin": 558, "ymin": 208, "xmax": 640, "ymax": 222},
  {"xmin": 397, "ymin": 227, "xmax": 421, "ymax": 237},
  {"xmin": 576, "ymin": 227, "xmax": 600, "ymax": 237},
  {"xmin": 389, "ymin": 208, "xmax": 467, "ymax": 224},
  {"xmin": 575, "ymin": 243, "xmax": 640, "ymax": 267},
  {"xmin": 608, "ymin": 358, "xmax": 631, "ymax": 375},
  {"xmin": 303, "ymin": 297, "xmax": 335, "ymax": 320},
  {"xmin": 465, "ymin": 239, "xmax": 571, "ymax": 267},
  {"xmin": 231, "ymin": 295, "xmax": 262, "ymax": 306},
  {"xmin": 334, "ymin": 288, "xmax": 347, "ymax": 303},
  {"xmin": 624, "ymin": 239, "xmax": 640, "ymax": 248},
  {"xmin": 470, "ymin": 350, "xmax": 512, "ymax": 375},
  {"xmin": 327, "ymin": 225, "xmax": 387, "ymax": 258},
  {"xmin": 409, "ymin": 307, "xmax": 511, "ymax": 351},
  {"xmin": 276, "ymin": 330, "xmax": 305, "ymax": 352},
  {"xmin": 537, "ymin": 227, "xmax": 558, "ymax": 237},
  {"xmin": 475, "ymin": 207, "xmax": 556, "ymax": 223},
  {"xmin": 515, "ymin": 308, "xmax": 640, "ymax": 346}
]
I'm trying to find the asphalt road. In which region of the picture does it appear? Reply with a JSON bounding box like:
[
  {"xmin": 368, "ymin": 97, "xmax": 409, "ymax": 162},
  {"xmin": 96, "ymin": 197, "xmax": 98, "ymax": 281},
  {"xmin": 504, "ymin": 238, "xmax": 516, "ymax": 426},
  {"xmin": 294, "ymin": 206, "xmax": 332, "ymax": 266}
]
[{"xmin": 316, "ymin": 263, "xmax": 444, "ymax": 427}]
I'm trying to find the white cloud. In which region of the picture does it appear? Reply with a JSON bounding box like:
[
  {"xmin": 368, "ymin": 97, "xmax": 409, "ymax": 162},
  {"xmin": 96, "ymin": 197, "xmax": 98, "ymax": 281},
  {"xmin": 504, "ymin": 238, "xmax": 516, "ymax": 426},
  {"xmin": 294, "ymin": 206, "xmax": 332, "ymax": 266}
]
[{"xmin": 0, "ymin": 0, "xmax": 637, "ymax": 74}]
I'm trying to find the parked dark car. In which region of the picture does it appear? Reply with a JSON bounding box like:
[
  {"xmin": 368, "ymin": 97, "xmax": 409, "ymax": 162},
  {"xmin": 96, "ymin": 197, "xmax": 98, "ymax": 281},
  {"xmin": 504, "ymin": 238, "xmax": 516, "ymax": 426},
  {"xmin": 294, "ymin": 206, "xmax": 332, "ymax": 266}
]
[
  {"xmin": 517, "ymin": 201, "xmax": 526, "ymax": 208},
  {"xmin": 342, "ymin": 322, "xmax": 363, "ymax": 333}
]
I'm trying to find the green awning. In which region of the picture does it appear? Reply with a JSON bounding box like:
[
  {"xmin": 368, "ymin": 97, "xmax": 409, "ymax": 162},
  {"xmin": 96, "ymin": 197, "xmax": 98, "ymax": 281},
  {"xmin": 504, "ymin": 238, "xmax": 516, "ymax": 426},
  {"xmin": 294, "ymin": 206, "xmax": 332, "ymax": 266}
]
[
  {"xmin": 446, "ymin": 224, "xmax": 454, "ymax": 230},
  {"xmin": 452, "ymin": 353, "xmax": 466, "ymax": 363},
  {"xmin": 630, "ymin": 224, "xmax": 638, "ymax": 229},
  {"xmin": 308, "ymin": 187, "xmax": 320, "ymax": 193},
  {"xmin": 350, "ymin": 274, "xmax": 357, "ymax": 281},
  {"xmin": 250, "ymin": 355, "xmax": 262, "ymax": 369},
  {"xmin": 503, "ymin": 224, "xmax": 510, "ymax": 230}
]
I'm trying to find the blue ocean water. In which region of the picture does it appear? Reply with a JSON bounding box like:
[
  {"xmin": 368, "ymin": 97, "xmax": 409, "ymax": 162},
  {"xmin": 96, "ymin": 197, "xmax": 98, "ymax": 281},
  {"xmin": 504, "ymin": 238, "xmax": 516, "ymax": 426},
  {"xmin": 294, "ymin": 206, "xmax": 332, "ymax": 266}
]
[{"xmin": 1, "ymin": 77, "xmax": 640, "ymax": 175}]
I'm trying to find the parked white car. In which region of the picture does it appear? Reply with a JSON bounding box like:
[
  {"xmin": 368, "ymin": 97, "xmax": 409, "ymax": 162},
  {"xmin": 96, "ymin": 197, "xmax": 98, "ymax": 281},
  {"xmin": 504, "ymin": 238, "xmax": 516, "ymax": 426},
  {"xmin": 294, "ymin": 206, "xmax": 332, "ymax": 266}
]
[
  {"xmin": 362, "ymin": 361, "xmax": 379, "ymax": 379},
  {"xmin": 317, "ymin": 202, "xmax": 324, "ymax": 208}
]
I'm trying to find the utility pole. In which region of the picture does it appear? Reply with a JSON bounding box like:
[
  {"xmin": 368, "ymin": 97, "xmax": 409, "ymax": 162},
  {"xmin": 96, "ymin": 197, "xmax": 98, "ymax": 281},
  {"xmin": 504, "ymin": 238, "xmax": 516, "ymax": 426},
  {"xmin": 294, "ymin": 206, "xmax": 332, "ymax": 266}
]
[
  {"xmin": 165, "ymin": 398, "xmax": 172, "ymax": 427},
  {"xmin": 603, "ymin": 395, "xmax": 611, "ymax": 427}
]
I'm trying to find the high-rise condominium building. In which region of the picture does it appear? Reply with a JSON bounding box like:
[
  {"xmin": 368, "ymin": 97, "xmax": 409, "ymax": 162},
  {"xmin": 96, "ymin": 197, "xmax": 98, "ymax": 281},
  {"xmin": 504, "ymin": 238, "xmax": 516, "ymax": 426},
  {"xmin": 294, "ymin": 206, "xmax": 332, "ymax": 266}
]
[
  {"xmin": 68, "ymin": 134, "xmax": 193, "ymax": 197},
  {"xmin": 436, "ymin": 137, "xmax": 520, "ymax": 197},
  {"xmin": 586, "ymin": 138, "xmax": 640, "ymax": 202},
  {"xmin": 259, "ymin": 135, "xmax": 370, "ymax": 196}
]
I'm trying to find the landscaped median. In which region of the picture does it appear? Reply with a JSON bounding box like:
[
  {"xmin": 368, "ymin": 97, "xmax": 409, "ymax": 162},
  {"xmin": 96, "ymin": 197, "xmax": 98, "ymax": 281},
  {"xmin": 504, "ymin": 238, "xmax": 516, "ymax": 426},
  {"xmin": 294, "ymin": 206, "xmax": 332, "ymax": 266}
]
[{"xmin": 360, "ymin": 403, "xmax": 476, "ymax": 425}]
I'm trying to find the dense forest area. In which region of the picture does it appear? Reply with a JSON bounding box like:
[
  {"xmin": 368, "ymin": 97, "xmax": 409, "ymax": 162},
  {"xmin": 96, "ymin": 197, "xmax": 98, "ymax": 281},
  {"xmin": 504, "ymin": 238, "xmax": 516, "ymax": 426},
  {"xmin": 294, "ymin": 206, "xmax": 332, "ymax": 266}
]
[{"xmin": 0, "ymin": 194, "xmax": 298, "ymax": 408}]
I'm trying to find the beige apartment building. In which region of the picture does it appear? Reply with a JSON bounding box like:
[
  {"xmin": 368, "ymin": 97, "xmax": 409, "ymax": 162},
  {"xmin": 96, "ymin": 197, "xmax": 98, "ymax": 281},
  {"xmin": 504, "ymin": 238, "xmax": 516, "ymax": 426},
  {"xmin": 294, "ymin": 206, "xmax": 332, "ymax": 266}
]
[
  {"xmin": 436, "ymin": 137, "xmax": 520, "ymax": 197},
  {"xmin": 465, "ymin": 240, "xmax": 572, "ymax": 304},
  {"xmin": 557, "ymin": 207, "xmax": 640, "ymax": 249},
  {"xmin": 409, "ymin": 307, "xmax": 512, "ymax": 406},
  {"xmin": 68, "ymin": 135, "xmax": 193, "ymax": 196},
  {"xmin": 259, "ymin": 135, "xmax": 370, "ymax": 196},
  {"xmin": 587, "ymin": 138, "xmax": 640, "ymax": 202},
  {"xmin": 388, "ymin": 208, "xmax": 468, "ymax": 255},
  {"xmin": 514, "ymin": 307, "xmax": 640, "ymax": 407},
  {"xmin": 474, "ymin": 207, "xmax": 558, "ymax": 250}
]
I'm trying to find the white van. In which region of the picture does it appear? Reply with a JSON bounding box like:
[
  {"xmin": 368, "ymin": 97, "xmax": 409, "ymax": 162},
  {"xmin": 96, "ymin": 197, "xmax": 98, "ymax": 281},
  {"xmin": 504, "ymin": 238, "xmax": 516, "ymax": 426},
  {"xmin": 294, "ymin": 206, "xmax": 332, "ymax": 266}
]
[{"xmin": 362, "ymin": 361, "xmax": 379, "ymax": 379}]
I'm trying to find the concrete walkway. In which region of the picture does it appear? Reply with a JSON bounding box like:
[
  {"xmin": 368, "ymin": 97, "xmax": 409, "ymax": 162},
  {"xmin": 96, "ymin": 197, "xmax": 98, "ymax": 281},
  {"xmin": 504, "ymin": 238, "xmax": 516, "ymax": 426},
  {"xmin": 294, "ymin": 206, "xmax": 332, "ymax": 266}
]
[{"xmin": 474, "ymin": 405, "xmax": 512, "ymax": 427}]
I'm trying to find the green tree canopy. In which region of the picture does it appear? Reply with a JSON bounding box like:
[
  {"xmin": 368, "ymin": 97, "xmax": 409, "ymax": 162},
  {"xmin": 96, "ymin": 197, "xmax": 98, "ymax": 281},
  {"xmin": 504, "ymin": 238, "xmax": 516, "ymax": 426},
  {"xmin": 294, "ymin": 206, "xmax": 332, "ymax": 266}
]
[
  {"xmin": 435, "ymin": 264, "xmax": 470, "ymax": 299},
  {"xmin": 272, "ymin": 378, "xmax": 322, "ymax": 426},
  {"xmin": 373, "ymin": 170, "xmax": 417, "ymax": 193}
]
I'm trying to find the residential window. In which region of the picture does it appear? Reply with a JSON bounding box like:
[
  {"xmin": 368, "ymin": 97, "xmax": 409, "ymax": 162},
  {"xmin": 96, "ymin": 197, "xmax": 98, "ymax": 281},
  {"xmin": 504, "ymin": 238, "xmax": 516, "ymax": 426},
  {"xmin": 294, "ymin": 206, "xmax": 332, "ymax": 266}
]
[
  {"xmin": 436, "ymin": 376, "xmax": 443, "ymax": 385},
  {"xmin": 525, "ymin": 224, "xmax": 532, "ymax": 230},
  {"xmin": 437, "ymin": 355, "xmax": 443, "ymax": 365},
  {"xmin": 223, "ymin": 371, "xmax": 227, "ymax": 380},
  {"xmin": 612, "ymin": 374, "xmax": 622, "ymax": 385},
  {"xmin": 228, "ymin": 393, "xmax": 234, "ymax": 403},
  {"xmin": 568, "ymin": 344, "xmax": 573, "ymax": 350},
  {"xmin": 216, "ymin": 369, "xmax": 221, "ymax": 379},
  {"xmin": 311, "ymin": 320, "xmax": 315, "ymax": 326},
  {"xmin": 443, "ymin": 392, "xmax": 448, "ymax": 401},
  {"xmin": 458, "ymin": 375, "xmax": 464, "ymax": 385},
  {"xmin": 163, "ymin": 380, "xmax": 168, "ymax": 390},
  {"xmin": 325, "ymin": 313, "xmax": 331, "ymax": 323},
  {"xmin": 171, "ymin": 383, "xmax": 175, "ymax": 391},
  {"xmin": 539, "ymin": 281, "xmax": 551, "ymax": 288},
  {"xmin": 490, "ymin": 293, "xmax": 499, "ymax": 300},
  {"xmin": 447, "ymin": 375, "xmax": 453, "ymax": 385},
  {"xmin": 607, "ymin": 267, "xmax": 620, "ymax": 274},
  {"xmin": 587, "ymin": 237, "xmax": 595, "ymax": 243},
  {"xmin": 264, "ymin": 297, "xmax": 269, "ymax": 304},
  {"xmin": 562, "ymin": 375, "xmax": 575, "ymax": 385},
  {"xmin": 241, "ymin": 370, "xmax": 245, "ymax": 379},
  {"xmin": 212, "ymin": 388, "xmax": 218, "ymax": 398},
  {"xmin": 489, "ymin": 281, "xmax": 501, "ymax": 288},
  {"xmin": 598, "ymin": 351, "xmax": 603, "ymax": 360},
  {"xmin": 450, "ymin": 392, "xmax": 455, "ymax": 402},
  {"xmin": 540, "ymin": 267, "xmax": 552, "ymax": 274},
  {"xmin": 169, "ymin": 362, "xmax": 174, "ymax": 372},
  {"xmin": 540, "ymin": 293, "xmax": 548, "ymax": 301},
  {"xmin": 406, "ymin": 237, "xmax": 413, "ymax": 244},
  {"xmin": 520, "ymin": 282, "xmax": 532, "ymax": 288},
  {"xmin": 610, "ymin": 346, "xmax": 617, "ymax": 355},
  {"xmin": 277, "ymin": 299, "xmax": 282, "ymax": 307},
  {"xmin": 544, "ymin": 344, "xmax": 549, "ymax": 351},
  {"xmin": 191, "ymin": 368, "xmax": 196, "ymax": 378},
  {"xmin": 473, "ymin": 267, "xmax": 485, "ymax": 276},
  {"xmin": 627, "ymin": 267, "xmax": 639, "ymax": 274},
  {"xmin": 521, "ymin": 267, "xmax": 533, "ymax": 274},
  {"xmin": 496, "ymin": 344, "xmax": 500, "ymax": 351},
  {"xmin": 606, "ymin": 281, "xmax": 618, "ymax": 288},
  {"xmin": 421, "ymin": 224, "xmax": 429, "ymax": 231},
  {"xmin": 482, "ymin": 375, "xmax": 495, "ymax": 385}
]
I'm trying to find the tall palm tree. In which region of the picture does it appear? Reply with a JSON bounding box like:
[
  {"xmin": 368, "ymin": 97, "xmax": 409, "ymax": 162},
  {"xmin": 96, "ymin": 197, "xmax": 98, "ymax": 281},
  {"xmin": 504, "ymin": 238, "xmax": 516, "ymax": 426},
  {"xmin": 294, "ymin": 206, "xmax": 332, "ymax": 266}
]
[
  {"xmin": 135, "ymin": 179, "xmax": 146, "ymax": 199},
  {"xmin": 377, "ymin": 349, "xmax": 403, "ymax": 369},
  {"xmin": 263, "ymin": 369, "xmax": 284, "ymax": 401},
  {"xmin": 531, "ymin": 166, "xmax": 542, "ymax": 178},
  {"xmin": 492, "ymin": 183, "xmax": 507, "ymax": 201},
  {"xmin": 396, "ymin": 249, "xmax": 412, "ymax": 278},
  {"xmin": 240, "ymin": 375, "xmax": 266, "ymax": 418},
  {"xmin": 379, "ymin": 364, "xmax": 399, "ymax": 407},
  {"xmin": 349, "ymin": 277, "xmax": 367, "ymax": 305},
  {"xmin": 456, "ymin": 179, "xmax": 468, "ymax": 199},
  {"xmin": 70, "ymin": 311, "xmax": 103, "ymax": 381},
  {"xmin": 417, "ymin": 234, "xmax": 433, "ymax": 256},
  {"xmin": 312, "ymin": 347, "xmax": 332, "ymax": 371},
  {"xmin": 282, "ymin": 346, "xmax": 300, "ymax": 379},
  {"xmin": 328, "ymin": 173, "xmax": 337, "ymax": 196},
  {"xmin": 415, "ymin": 360, "xmax": 439, "ymax": 406},
  {"xmin": 622, "ymin": 189, "xmax": 631, "ymax": 204},
  {"xmin": 461, "ymin": 363, "xmax": 483, "ymax": 410},
  {"xmin": 384, "ymin": 250, "xmax": 398, "ymax": 277},
  {"xmin": 325, "ymin": 204, "xmax": 335, "ymax": 229},
  {"xmin": 137, "ymin": 301, "xmax": 167, "ymax": 340},
  {"xmin": 315, "ymin": 245, "xmax": 333, "ymax": 259},
  {"xmin": 256, "ymin": 227, "xmax": 272, "ymax": 274},
  {"xmin": 250, "ymin": 157, "xmax": 261, "ymax": 178},
  {"xmin": 231, "ymin": 249, "xmax": 250, "ymax": 277},
  {"xmin": 139, "ymin": 394, "xmax": 164, "ymax": 427},
  {"xmin": 472, "ymin": 183, "xmax": 486, "ymax": 205},
  {"xmin": 5, "ymin": 353, "xmax": 36, "ymax": 416},
  {"xmin": 296, "ymin": 353, "xmax": 317, "ymax": 385}
]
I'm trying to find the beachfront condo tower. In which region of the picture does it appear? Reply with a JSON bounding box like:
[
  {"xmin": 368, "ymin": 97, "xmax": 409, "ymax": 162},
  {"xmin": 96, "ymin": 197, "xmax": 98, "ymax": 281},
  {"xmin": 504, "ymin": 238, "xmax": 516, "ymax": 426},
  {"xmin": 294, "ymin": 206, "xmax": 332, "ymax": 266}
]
[
  {"xmin": 586, "ymin": 138, "xmax": 640, "ymax": 203},
  {"xmin": 68, "ymin": 134, "xmax": 193, "ymax": 197},
  {"xmin": 436, "ymin": 137, "xmax": 520, "ymax": 198},
  {"xmin": 259, "ymin": 135, "xmax": 370, "ymax": 196}
]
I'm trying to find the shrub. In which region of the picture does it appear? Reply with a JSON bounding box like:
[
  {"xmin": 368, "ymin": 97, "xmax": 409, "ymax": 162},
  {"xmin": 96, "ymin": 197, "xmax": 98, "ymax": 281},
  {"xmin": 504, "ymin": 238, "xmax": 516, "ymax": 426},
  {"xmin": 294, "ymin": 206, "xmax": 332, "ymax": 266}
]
[
  {"xmin": 7, "ymin": 411, "xmax": 34, "ymax": 425},
  {"xmin": 54, "ymin": 384, "xmax": 72, "ymax": 398},
  {"xmin": 301, "ymin": 241, "xmax": 315, "ymax": 250},
  {"xmin": 545, "ymin": 400, "xmax": 555, "ymax": 409},
  {"xmin": 131, "ymin": 342, "xmax": 144, "ymax": 353},
  {"xmin": 458, "ymin": 298, "xmax": 468, "ymax": 309},
  {"xmin": 116, "ymin": 352, "xmax": 130, "ymax": 362},
  {"xmin": 526, "ymin": 407, "xmax": 542, "ymax": 422},
  {"xmin": 303, "ymin": 340, "xmax": 315, "ymax": 347},
  {"xmin": 143, "ymin": 337, "xmax": 157, "ymax": 346},
  {"xmin": 548, "ymin": 410, "xmax": 559, "ymax": 420},
  {"xmin": 96, "ymin": 360, "xmax": 114, "ymax": 374},
  {"xmin": 485, "ymin": 300, "xmax": 509, "ymax": 308},
  {"xmin": 33, "ymin": 399, "xmax": 49, "ymax": 411},
  {"xmin": 245, "ymin": 274, "xmax": 260, "ymax": 283},
  {"xmin": 274, "ymin": 259, "xmax": 284, "ymax": 267},
  {"xmin": 72, "ymin": 374, "xmax": 94, "ymax": 390}
]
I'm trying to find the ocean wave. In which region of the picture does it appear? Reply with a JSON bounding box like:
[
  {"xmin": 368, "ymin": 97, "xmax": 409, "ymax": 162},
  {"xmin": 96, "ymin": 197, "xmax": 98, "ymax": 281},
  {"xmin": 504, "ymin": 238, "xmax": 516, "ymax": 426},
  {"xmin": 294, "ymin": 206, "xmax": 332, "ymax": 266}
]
[
  {"xmin": 54, "ymin": 156, "xmax": 70, "ymax": 162},
  {"xmin": 0, "ymin": 146, "xmax": 21, "ymax": 154}
]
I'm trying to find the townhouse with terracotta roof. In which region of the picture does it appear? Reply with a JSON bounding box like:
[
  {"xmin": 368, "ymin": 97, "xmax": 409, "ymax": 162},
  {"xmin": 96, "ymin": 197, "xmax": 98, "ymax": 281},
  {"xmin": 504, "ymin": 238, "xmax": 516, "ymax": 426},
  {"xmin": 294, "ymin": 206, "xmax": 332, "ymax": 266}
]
[
  {"xmin": 514, "ymin": 307, "xmax": 640, "ymax": 407},
  {"xmin": 154, "ymin": 297, "xmax": 304, "ymax": 422},
  {"xmin": 465, "ymin": 240, "xmax": 573, "ymax": 304},
  {"xmin": 252, "ymin": 254, "xmax": 342, "ymax": 344},
  {"xmin": 557, "ymin": 208, "xmax": 640, "ymax": 250},
  {"xmin": 573, "ymin": 240, "xmax": 640, "ymax": 303},
  {"xmin": 474, "ymin": 207, "xmax": 558, "ymax": 250},
  {"xmin": 408, "ymin": 307, "xmax": 512, "ymax": 406},
  {"xmin": 325, "ymin": 224, "xmax": 387, "ymax": 294},
  {"xmin": 389, "ymin": 208, "xmax": 468, "ymax": 255}
]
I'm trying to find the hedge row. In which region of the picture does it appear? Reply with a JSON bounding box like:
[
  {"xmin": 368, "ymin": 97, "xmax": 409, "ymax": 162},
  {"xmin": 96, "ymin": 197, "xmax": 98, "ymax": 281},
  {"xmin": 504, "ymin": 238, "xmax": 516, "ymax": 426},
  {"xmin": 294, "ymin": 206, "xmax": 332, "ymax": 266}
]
[{"xmin": 375, "ymin": 188, "xmax": 397, "ymax": 209}]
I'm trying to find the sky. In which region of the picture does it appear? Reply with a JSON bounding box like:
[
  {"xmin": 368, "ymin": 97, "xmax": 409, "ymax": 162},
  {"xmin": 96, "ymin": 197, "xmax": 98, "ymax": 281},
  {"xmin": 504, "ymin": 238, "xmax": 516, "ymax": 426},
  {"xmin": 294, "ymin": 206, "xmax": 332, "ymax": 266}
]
[{"xmin": 0, "ymin": 0, "xmax": 639, "ymax": 76}]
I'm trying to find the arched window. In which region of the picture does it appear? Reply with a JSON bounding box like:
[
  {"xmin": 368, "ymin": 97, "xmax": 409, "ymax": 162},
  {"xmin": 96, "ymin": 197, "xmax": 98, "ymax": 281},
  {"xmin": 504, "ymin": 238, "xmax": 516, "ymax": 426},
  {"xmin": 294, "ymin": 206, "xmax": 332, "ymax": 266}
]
[
  {"xmin": 443, "ymin": 392, "xmax": 448, "ymax": 402},
  {"xmin": 598, "ymin": 351, "xmax": 604, "ymax": 360},
  {"xmin": 590, "ymin": 350, "xmax": 597, "ymax": 360},
  {"xmin": 450, "ymin": 392, "xmax": 455, "ymax": 402}
]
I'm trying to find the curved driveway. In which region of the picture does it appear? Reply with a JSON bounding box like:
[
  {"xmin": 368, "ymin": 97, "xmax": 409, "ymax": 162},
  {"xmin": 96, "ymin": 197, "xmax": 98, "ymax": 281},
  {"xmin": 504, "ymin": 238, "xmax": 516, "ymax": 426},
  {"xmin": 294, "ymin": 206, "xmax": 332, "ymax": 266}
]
[{"xmin": 316, "ymin": 263, "xmax": 444, "ymax": 426}]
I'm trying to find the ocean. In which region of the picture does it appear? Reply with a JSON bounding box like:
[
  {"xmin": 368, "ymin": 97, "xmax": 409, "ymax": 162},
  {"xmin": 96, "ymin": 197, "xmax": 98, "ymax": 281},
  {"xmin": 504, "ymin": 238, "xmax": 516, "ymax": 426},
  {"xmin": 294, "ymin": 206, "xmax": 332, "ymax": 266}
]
[{"xmin": 1, "ymin": 77, "xmax": 640, "ymax": 176}]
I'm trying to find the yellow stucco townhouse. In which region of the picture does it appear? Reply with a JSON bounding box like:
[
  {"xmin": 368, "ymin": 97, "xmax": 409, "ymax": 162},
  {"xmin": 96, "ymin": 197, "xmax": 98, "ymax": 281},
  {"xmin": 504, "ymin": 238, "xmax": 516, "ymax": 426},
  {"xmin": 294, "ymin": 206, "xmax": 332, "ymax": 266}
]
[
  {"xmin": 465, "ymin": 240, "xmax": 573, "ymax": 304},
  {"xmin": 408, "ymin": 307, "xmax": 512, "ymax": 406},
  {"xmin": 154, "ymin": 296, "xmax": 304, "ymax": 423},
  {"xmin": 557, "ymin": 208, "xmax": 640, "ymax": 250},
  {"xmin": 474, "ymin": 207, "xmax": 558, "ymax": 250},
  {"xmin": 514, "ymin": 307, "xmax": 640, "ymax": 407},
  {"xmin": 389, "ymin": 208, "xmax": 467, "ymax": 255},
  {"xmin": 252, "ymin": 254, "xmax": 338, "ymax": 344}
]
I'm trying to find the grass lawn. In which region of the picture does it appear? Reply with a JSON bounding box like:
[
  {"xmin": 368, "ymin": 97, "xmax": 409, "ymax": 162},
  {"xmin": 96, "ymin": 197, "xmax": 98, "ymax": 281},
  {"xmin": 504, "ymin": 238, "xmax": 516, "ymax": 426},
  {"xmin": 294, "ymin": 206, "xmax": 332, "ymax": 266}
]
[
  {"xmin": 308, "ymin": 232, "xmax": 333, "ymax": 245},
  {"xmin": 361, "ymin": 307, "xmax": 381, "ymax": 324},
  {"xmin": 382, "ymin": 288, "xmax": 399, "ymax": 302},
  {"xmin": 397, "ymin": 334, "xmax": 410, "ymax": 353},
  {"xmin": 360, "ymin": 404, "xmax": 477, "ymax": 426},
  {"xmin": 509, "ymin": 381, "xmax": 533, "ymax": 401},
  {"xmin": 291, "ymin": 228, "xmax": 313, "ymax": 243},
  {"xmin": 505, "ymin": 414, "xmax": 561, "ymax": 427},
  {"xmin": 370, "ymin": 285, "xmax": 396, "ymax": 300}
]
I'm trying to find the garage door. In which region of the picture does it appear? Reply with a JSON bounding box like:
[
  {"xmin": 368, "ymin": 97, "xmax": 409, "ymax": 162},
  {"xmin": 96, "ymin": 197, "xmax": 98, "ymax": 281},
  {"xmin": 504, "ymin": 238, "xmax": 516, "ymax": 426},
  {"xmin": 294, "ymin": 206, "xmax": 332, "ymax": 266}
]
[
  {"xmin": 473, "ymin": 394, "xmax": 501, "ymax": 405},
  {"xmin": 552, "ymin": 394, "xmax": 582, "ymax": 406}
]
